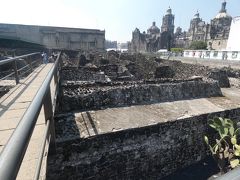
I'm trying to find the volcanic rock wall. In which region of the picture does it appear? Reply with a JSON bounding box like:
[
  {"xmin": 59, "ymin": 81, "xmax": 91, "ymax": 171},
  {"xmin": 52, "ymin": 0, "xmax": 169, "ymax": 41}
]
[
  {"xmin": 47, "ymin": 108, "xmax": 240, "ymax": 180},
  {"xmin": 60, "ymin": 79, "xmax": 222, "ymax": 111},
  {"xmin": 47, "ymin": 52, "xmax": 234, "ymax": 179}
]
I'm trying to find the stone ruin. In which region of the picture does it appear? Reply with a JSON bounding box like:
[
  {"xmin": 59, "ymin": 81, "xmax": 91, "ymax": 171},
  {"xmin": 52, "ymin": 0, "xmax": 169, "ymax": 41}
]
[
  {"xmin": 47, "ymin": 51, "xmax": 240, "ymax": 180},
  {"xmin": 58, "ymin": 51, "xmax": 233, "ymax": 112}
]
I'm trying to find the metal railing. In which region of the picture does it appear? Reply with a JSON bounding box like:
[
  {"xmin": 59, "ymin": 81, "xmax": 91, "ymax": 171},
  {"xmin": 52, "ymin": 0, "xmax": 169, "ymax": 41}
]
[
  {"xmin": 0, "ymin": 52, "xmax": 62, "ymax": 180},
  {"xmin": 0, "ymin": 52, "xmax": 41, "ymax": 85}
]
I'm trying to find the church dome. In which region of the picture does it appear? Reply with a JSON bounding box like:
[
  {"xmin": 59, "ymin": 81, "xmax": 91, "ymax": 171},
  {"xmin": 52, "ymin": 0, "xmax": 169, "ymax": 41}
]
[
  {"xmin": 147, "ymin": 22, "xmax": 160, "ymax": 34},
  {"xmin": 214, "ymin": 1, "xmax": 232, "ymax": 19},
  {"xmin": 215, "ymin": 12, "xmax": 231, "ymax": 19}
]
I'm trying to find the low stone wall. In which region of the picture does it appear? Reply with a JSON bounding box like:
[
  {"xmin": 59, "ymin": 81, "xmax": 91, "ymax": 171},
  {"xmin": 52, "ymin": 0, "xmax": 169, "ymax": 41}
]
[
  {"xmin": 61, "ymin": 67, "xmax": 98, "ymax": 81},
  {"xmin": 60, "ymin": 79, "xmax": 222, "ymax": 111},
  {"xmin": 47, "ymin": 108, "xmax": 240, "ymax": 180}
]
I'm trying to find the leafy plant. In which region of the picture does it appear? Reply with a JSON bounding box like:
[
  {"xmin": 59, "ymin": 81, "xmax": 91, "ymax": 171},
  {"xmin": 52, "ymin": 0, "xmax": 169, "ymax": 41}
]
[{"xmin": 204, "ymin": 117, "xmax": 240, "ymax": 173}]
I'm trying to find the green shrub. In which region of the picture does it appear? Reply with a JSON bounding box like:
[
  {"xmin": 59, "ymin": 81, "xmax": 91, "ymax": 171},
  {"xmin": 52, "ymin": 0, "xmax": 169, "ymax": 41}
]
[
  {"xmin": 204, "ymin": 117, "xmax": 240, "ymax": 173},
  {"xmin": 170, "ymin": 48, "xmax": 184, "ymax": 53}
]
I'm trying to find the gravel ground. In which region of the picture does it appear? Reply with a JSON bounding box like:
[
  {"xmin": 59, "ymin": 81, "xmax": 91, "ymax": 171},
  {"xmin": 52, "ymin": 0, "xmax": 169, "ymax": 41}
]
[{"xmin": 229, "ymin": 77, "xmax": 240, "ymax": 88}]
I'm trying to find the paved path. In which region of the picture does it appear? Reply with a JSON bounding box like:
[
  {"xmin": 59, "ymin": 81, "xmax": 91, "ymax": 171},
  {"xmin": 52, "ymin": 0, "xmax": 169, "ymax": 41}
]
[{"xmin": 0, "ymin": 63, "xmax": 54, "ymax": 180}]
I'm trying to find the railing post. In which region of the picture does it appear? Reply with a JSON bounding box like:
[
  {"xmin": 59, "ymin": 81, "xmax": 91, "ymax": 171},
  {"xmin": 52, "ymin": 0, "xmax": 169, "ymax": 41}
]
[
  {"xmin": 28, "ymin": 56, "xmax": 33, "ymax": 72},
  {"xmin": 43, "ymin": 87, "xmax": 56, "ymax": 154},
  {"xmin": 59, "ymin": 54, "xmax": 63, "ymax": 69},
  {"xmin": 54, "ymin": 68, "xmax": 58, "ymax": 85},
  {"xmin": 13, "ymin": 60, "xmax": 20, "ymax": 84}
]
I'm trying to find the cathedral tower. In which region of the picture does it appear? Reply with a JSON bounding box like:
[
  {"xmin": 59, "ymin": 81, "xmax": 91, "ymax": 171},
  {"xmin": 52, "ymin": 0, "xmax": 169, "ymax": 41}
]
[
  {"xmin": 161, "ymin": 7, "xmax": 175, "ymax": 34},
  {"xmin": 160, "ymin": 7, "xmax": 175, "ymax": 50}
]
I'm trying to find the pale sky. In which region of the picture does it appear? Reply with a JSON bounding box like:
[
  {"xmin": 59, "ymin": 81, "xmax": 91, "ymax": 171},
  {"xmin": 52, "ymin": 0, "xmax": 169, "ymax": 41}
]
[{"xmin": 0, "ymin": 0, "xmax": 239, "ymax": 42}]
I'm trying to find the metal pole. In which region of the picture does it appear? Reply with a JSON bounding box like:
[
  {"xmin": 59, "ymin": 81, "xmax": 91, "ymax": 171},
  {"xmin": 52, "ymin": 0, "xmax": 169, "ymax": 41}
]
[
  {"xmin": 13, "ymin": 60, "xmax": 19, "ymax": 84},
  {"xmin": 28, "ymin": 56, "xmax": 33, "ymax": 72}
]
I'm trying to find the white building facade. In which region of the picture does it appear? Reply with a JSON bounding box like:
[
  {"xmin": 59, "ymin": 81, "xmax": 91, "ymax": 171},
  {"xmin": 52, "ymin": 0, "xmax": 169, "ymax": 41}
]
[{"xmin": 227, "ymin": 16, "xmax": 240, "ymax": 51}]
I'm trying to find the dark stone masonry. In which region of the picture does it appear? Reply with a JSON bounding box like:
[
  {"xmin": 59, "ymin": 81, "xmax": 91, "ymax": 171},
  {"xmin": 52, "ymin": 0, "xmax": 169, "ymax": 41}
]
[
  {"xmin": 61, "ymin": 79, "xmax": 222, "ymax": 112},
  {"xmin": 46, "ymin": 51, "xmax": 240, "ymax": 180},
  {"xmin": 47, "ymin": 109, "xmax": 240, "ymax": 180}
]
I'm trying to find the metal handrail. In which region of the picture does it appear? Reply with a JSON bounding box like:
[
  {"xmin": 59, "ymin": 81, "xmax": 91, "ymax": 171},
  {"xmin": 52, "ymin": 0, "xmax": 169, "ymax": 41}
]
[
  {"xmin": 18, "ymin": 66, "xmax": 32, "ymax": 78},
  {"xmin": 33, "ymin": 119, "xmax": 50, "ymax": 180},
  {"xmin": 34, "ymin": 54, "xmax": 61, "ymax": 180},
  {"xmin": 0, "ymin": 52, "xmax": 39, "ymax": 66},
  {"xmin": 0, "ymin": 52, "xmax": 61, "ymax": 180},
  {"xmin": 0, "ymin": 72, "xmax": 15, "ymax": 81},
  {"xmin": 17, "ymin": 63, "xmax": 31, "ymax": 72},
  {"xmin": 0, "ymin": 52, "xmax": 41, "ymax": 84}
]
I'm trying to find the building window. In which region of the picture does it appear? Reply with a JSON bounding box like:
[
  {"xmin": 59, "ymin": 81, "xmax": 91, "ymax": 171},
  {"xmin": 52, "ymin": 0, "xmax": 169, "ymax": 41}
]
[
  {"xmin": 89, "ymin": 42, "xmax": 96, "ymax": 48},
  {"xmin": 81, "ymin": 42, "xmax": 87, "ymax": 49},
  {"xmin": 213, "ymin": 51, "xmax": 218, "ymax": 57}
]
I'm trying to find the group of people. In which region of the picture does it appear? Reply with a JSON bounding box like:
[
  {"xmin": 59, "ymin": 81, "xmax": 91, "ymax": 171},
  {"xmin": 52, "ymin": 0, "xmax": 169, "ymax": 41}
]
[{"xmin": 41, "ymin": 52, "xmax": 58, "ymax": 64}]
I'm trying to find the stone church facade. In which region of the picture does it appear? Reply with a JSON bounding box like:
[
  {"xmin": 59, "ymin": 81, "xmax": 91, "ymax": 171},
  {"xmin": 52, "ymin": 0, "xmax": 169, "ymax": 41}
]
[
  {"xmin": 129, "ymin": 7, "xmax": 175, "ymax": 52},
  {"xmin": 130, "ymin": 1, "xmax": 232, "ymax": 52}
]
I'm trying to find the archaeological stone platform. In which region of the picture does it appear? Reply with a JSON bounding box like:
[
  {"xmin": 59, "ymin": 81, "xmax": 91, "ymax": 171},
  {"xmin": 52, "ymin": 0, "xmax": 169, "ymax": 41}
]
[
  {"xmin": 1, "ymin": 52, "xmax": 240, "ymax": 180},
  {"xmin": 47, "ymin": 87, "xmax": 240, "ymax": 180},
  {"xmin": 46, "ymin": 54, "xmax": 240, "ymax": 179}
]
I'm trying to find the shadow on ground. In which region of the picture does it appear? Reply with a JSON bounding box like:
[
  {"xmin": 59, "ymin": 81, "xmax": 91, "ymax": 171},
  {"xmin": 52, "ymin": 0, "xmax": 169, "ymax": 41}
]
[{"xmin": 161, "ymin": 156, "xmax": 219, "ymax": 180}]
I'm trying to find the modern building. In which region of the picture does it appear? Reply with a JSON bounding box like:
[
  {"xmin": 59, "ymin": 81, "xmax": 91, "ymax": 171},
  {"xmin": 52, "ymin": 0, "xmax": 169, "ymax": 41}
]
[{"xmin": 0, "ymin": 23, "xmax": 105, "ymax": 51}]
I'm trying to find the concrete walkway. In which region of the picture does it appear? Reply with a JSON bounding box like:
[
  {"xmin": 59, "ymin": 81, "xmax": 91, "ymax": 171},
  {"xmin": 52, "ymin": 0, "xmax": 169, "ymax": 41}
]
[{"xmin": 0, "ymin": 63, "xmax": 54, "ymax": 180}]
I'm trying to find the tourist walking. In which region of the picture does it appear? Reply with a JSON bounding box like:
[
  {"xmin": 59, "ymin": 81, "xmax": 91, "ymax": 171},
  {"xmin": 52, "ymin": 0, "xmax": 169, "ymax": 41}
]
[{"xmin": 42, "ymin": 52, "xmax": 48, "ymax": 64}]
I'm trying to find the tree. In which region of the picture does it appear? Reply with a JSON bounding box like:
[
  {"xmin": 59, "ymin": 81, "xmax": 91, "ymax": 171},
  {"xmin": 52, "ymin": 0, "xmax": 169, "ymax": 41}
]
[{"xmin": 189, "ymin": 41, "xmax": 207, "ymax": 50}]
